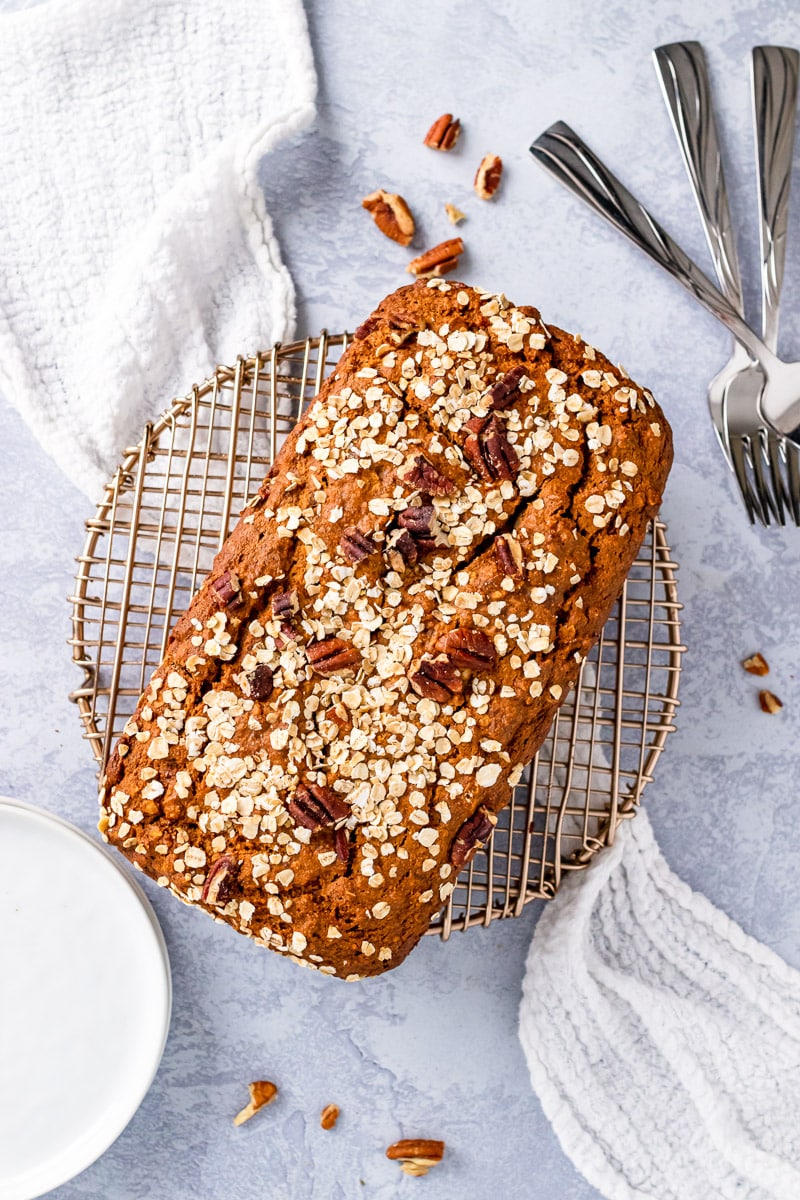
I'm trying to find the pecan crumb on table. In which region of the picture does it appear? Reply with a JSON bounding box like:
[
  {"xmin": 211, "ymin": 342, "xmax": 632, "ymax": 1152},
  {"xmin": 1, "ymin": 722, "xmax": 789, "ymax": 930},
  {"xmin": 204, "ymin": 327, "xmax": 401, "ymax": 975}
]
[
  {"xmin": 233, "ymin": 1080, "xmax": 278, "ymax": 1126},
  {"xmin": 424, "ymin": 113, "xmax": 461, "ymax": 150},
  {"xmin": 474, "ymin": 153, "xmax": 503, "ymax": 199},
  {"xmin": 362, "ymin": 190, "xmax": 415, "ymax": 246},
  {"xmin": 407, "ymin": 238, "xmax": 464, "ymax": 277},
  {"xmin": 386, "ymin": 1138, "xmax": 446, "ymax": 1177},
  {"xmin": 320, "ymin": 1103, "xmax": 339, "ymax": 1130}
]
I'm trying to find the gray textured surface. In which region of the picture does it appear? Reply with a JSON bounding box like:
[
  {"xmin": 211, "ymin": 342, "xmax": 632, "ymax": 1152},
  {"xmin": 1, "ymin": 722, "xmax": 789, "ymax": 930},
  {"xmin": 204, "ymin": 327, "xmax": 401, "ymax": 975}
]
[{"xmin": 2, "ymin": 1, "xmax": 800, "ymax": 1197}]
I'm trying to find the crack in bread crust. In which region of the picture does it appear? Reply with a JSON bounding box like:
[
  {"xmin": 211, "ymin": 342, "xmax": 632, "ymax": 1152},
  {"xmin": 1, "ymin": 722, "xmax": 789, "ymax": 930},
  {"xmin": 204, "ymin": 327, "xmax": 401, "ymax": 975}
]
[{"xmin": 99, "ymin": 280, "xmax": 673, "ymax": 980}]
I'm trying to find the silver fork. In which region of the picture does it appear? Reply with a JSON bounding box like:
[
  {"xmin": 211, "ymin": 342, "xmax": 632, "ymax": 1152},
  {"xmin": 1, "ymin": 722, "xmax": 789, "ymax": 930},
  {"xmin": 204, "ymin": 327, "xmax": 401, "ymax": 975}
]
[
  {"xmin": 529, "ymin": 123, "xmax": 800, "ymax": 469},
  {"xmin": 654, "ymin": 43, "xmax": 799, "ymax": 525},
  {"xmin": 750, "ymin": 45, "xmax": 800, "ymax": 524},
  {"xmin": 653, "ymin": 41, "xmax": 762, "ymax": 518}
]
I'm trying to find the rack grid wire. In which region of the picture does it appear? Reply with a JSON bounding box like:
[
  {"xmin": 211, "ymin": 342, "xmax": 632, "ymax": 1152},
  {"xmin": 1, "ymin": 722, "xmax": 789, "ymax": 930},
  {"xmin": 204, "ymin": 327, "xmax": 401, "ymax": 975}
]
[{"xmin": 68, "ymin": 333, "xmax": 685, "ymax": 938}]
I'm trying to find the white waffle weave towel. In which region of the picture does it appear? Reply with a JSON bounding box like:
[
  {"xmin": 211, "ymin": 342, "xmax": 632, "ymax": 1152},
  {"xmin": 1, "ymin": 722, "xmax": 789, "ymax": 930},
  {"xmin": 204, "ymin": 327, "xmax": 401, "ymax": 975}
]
[
  {"xmin": 0, "ymin": 0, "xmax": 316, "ymax": 499},
  {"xmin": 519, "ymin": 807, "xmax": 800, "ymax": 1200}
]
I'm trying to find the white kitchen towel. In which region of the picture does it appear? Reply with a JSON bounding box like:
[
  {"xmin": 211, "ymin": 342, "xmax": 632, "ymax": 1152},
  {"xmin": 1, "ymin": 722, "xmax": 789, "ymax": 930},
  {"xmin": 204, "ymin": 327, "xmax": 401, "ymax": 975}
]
[
  {"xmin": 0, "ymin": 0, "xmax": 316, "ymax": 499},
  {"xmin": 520, "ymin": 807, "xmax": 800, "ymax": 1200}
]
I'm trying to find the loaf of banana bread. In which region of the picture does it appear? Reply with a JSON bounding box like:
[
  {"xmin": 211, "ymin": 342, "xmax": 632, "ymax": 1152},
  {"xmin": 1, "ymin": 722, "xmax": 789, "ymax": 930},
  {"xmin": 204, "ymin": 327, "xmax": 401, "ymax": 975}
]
[{"xmin": 99, "ymin": 279, "xmax": 672, "ymax": 979}]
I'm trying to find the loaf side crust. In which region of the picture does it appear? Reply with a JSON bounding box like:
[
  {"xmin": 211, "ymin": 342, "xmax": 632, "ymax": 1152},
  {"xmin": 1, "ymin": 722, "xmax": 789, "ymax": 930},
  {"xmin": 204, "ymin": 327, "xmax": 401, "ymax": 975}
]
[{"xmin": 100, "ymin": 280, "xmax": 673, "ymax": 979}]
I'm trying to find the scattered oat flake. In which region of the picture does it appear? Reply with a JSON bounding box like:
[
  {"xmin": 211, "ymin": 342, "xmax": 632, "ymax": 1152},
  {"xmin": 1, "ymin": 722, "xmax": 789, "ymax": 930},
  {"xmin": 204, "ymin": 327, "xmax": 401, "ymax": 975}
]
[
  {"xmin": 445, "ymin": 202, "xmax": 466, "ymax": 225},
  {"xmin": 759, "ymin": 690, "xmax": 783, "ymax": 714},
  {"xmin": 742, "ymin": 652, "xmax": 769, "ymax": 676}
]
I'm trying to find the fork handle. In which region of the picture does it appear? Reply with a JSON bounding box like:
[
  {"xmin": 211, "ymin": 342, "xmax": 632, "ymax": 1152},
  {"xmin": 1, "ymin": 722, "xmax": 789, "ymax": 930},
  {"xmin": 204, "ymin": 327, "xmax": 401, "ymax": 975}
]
[
  {"xmin": 529, "ymin": 121, "xmax": 777, "ymax": 370},
  {"xmin": 753, "ymin": 46, "xmax": 799, "ymax": 351},
  {"xmin": 654, "ymin": 41, "xmax": 744, "ymax": 312}
]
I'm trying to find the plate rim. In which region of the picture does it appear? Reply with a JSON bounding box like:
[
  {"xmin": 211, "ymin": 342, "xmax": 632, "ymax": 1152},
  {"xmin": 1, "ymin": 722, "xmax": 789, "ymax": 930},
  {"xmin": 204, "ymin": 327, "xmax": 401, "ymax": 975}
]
[{"xmin": 0, "ymin": 795, "xmax": 172, "ymax": 1200}]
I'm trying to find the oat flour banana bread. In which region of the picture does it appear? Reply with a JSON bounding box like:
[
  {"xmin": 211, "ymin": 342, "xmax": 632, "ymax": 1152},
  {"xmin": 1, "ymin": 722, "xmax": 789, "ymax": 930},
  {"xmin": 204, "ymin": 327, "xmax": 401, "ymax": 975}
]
[{"xmin": 99, "ymin": 280, "xmax": 672, "ymax": 979}]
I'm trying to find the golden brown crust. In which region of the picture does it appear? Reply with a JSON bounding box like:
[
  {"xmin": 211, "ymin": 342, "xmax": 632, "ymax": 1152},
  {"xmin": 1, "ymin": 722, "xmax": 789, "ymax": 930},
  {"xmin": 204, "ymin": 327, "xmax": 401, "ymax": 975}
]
[{"xmin": 99, "ymin": 280, "xmax": 672, "ymax": 979}]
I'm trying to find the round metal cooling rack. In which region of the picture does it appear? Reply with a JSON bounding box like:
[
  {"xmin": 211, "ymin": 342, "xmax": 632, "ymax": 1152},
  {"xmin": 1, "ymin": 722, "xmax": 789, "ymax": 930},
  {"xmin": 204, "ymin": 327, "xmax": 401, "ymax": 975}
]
[{"xmin": 69, "ymin": 333, "xmax": 685, "ymax": 938}]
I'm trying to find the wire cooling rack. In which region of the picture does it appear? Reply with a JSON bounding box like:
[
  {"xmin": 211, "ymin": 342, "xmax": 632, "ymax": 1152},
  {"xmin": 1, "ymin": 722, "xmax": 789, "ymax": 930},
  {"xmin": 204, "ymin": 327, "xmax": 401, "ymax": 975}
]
[{"xmin": 69, "ymin": 333, "xmax": 685, "ymax": 938}]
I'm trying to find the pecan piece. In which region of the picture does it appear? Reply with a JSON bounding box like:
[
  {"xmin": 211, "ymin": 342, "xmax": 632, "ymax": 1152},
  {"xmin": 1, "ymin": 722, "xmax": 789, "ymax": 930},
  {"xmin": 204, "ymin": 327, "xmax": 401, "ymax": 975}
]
[
  {"xmin": 201, "ymin": 855, "xmax": 239, "ymax": 905},
  {"xmin": 485, "ymin": 418, "xmax": 520, "ymax": 480},
  {"xmin": 354, "ymin": 316, "xmax": 379, "ymax": 340},
  {"xmin": 450, "ymin": 806, "xmax": 497, "ymax": 868},
  {"xmin": 743, "ymin": 652, "xmax": 769, "ymax": 676},
  {"xmin": 362, "ymin": 190, "xmax": 415, "ymax": 246},
  {"xmin": 463, "ymin": 414, "xmax": 519, "ymax": 483},
  {"xmin": 445, "ymin": 202, "xmax": 466, "ymax": 225},
  {"xmin": 288, "ymin": 782, "xmax": 350, "ymax": 831},
  {"xmin": 271, "ymin": 590, "xmax": 299, "ymax": 619},
  {"xmin": 463, "ymin": 433, "xmax": 492, "ymax": 481},
  {"xmin": 474, "ymin": 153, "xmax": 503, "ymax": 200},
  {"xmin": 340, "ymin": 527, "xmax": 375, "ymax": 563},
  {"xmin": 211, "ymin": 570, "xmax": 240, "ymax": 605},
  {"xmin": 393, "ymin": 529, "xmax": 419, "ymax": 566},
  {"xmin": 386, "ymin": 1139, "xmax": 445, "ymax": 1178},
  {"xmin": 759, "ymin": 689, "xmax": 783, "ymax": 714},
  {"xmin": 233, "ymin": 1080, "xmax": 278, "ymax": 1126},
  {"xmin": 388, "ymin": 310, "xmax": 413, "ymax": 328},
  {"xmin": 275, "ymin": 620, "xmax": 297, "ymax": 648},
  {"xmin": 494, "ymin": 535, "xmax": 522, "ymax": 578},
  {"xmin": 320, "ymin": 1104, "xmax": 340, "ymax": 1130},
  {"xmin": 488, "ymin": 364, "xmax": 527, "ymax": 412},
  {"xmin": 248, "ymin": 663, "xmax": 274, "ymax": 701},
  {"xmin": 464, "ymin": 414, "xmax": 490, "ymax": 434},
  {"xmin": 407, "ymin": 237, "xmax": 464, "ymax": 278},
  {"xmin": 410, "ymin": 657, "xmax": 464, "ymax": 704},
  {"xmin": 424, "ymin": 112, "xmax": 461, "ymax": 150},
  {"xmin": 398, "ymin": 503, "xmax": 434, "ymax": 534},
  {"xmin": 402, "ymin": 454, "xmax": 456, "ymax": 497},
  {"xmin": 439, "ymin": 627, "xmax": 496, "ymax": 671},
  {"xmin": 307, "ymin": 637, "xmax": 361, "ymax": 676},
  {"xmin": 396, "ymin": 503, "xmax": 437, "ymax": 555},
  {"xmin": 333, "ymin": 826, "xmax": 353, "ymax": 864},
  {"xmin": 387, "ymin": 310, "xmax": 417, "ymax": 342}
]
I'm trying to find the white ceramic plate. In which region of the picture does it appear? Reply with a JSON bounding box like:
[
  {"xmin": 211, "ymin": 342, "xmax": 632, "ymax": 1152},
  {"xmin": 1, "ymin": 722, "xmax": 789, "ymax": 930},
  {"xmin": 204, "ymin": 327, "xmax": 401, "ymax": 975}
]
[{"xmin": 0, "ymin": 797, "xmax": 171, "ymax": 1200}]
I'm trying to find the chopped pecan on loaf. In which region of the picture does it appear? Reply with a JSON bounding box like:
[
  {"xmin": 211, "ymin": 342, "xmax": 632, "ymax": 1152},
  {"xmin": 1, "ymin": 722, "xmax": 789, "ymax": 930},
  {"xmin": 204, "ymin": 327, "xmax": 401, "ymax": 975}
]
[{"xmin": 99, "ymin": 280, "xmax": 672, "ymax": 980}]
